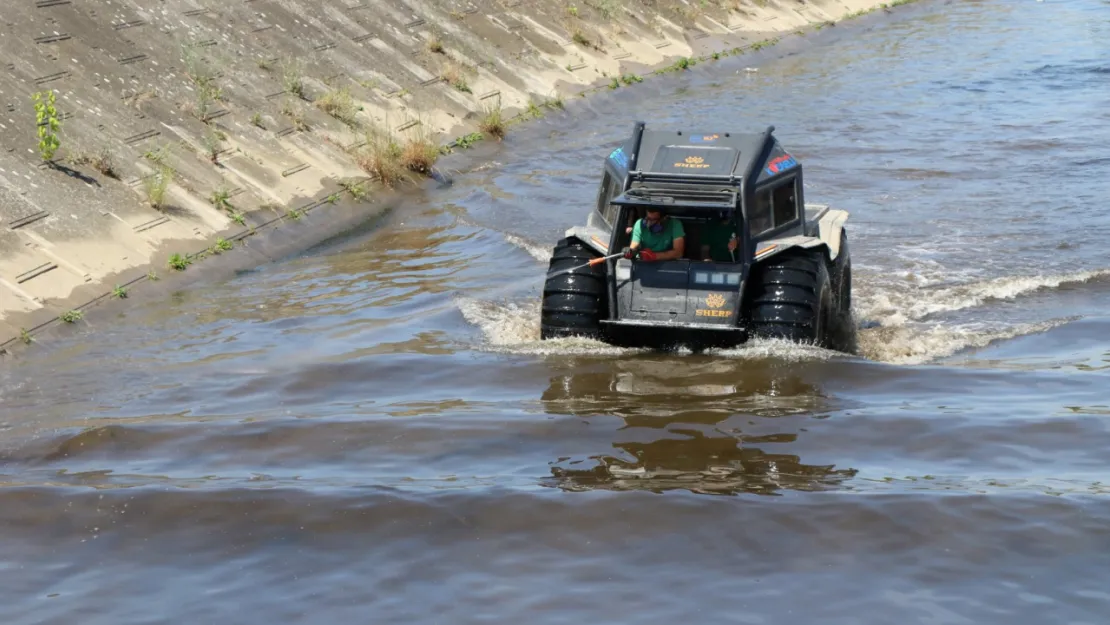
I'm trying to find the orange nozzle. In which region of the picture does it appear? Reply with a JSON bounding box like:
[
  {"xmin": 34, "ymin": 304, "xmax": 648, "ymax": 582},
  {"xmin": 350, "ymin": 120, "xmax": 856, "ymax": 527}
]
[{"xmin": 588, "ymin": 257, "xmax": 606, "ymax": 266}]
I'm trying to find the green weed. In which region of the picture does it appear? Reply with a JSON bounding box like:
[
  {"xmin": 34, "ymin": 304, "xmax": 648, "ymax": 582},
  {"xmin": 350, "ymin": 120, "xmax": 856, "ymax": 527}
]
[
  {"xmin": 201, "ymin": 129, "xmax": 223, "ymax": 164},
  {"xmin": 144, "ymin": 164, "xmax": 173, "ymax": 209},
  {"xmin": 59, "ymin": 310, "xmax": 83, "ymax": 323},
  {"xmin": 356, "ymin": 129, "xmax": 404, "ymax": 187},
  {"xmin": 32, "ymin": 90, "xmax": 61, "ymax": 162},
  {"xmin": 168, "ymin": 253, "xmax": 191, "ymax": 271},
  {"xmin": 315, "ymin": 87, "xmax": 359, "ymax": 126},
  {"xmin": 210, "ymin": 188, "xmax": 233, "ymax": 212},
  {"xmin": 338, "ymin": 179, "xmax": 370, "ymax": 200},
  {"xmin": 455, "ymin": 132, "xmax": 484, "ymax": 149},
  {"xmin": 479, "ymin": 98, "xmax": 505, "ymax": 140},
  {"xmin": 282, "ymin": 58, "xmax": 306, "ymax": 99}
]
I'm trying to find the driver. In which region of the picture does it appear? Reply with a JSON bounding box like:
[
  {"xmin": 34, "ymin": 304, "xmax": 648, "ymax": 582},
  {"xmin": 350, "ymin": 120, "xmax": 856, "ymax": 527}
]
[{"xmin": 622, "ymin": 207, "xmax": 685, "ymax": 262}]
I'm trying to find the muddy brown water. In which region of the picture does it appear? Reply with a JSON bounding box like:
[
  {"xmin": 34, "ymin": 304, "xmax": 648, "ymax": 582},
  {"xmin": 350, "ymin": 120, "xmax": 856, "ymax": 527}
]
[{"xmin": 5, "ymin": 1, "xmax": 1110, "ymax": 622}]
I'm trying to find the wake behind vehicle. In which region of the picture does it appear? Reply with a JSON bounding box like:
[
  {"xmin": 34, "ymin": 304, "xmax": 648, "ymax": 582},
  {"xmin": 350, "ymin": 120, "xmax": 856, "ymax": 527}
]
[{"xmin": 539, "ymin": 121, "xmax": 855, "ymax": 351}]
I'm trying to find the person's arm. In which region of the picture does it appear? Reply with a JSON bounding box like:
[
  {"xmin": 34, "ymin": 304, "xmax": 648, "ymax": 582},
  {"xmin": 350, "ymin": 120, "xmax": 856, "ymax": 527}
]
[{"xmin": 624, "ymin": 220, "xmax": 643, "ymax": 257}]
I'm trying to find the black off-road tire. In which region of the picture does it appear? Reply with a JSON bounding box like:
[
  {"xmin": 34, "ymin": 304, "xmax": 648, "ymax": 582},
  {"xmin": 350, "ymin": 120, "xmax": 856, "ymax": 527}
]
[
  {"xmin": 827, "ymin": 231, "xmax": 856, "ymax": 352},
  {"xmin": 745, "ymin": 249, "xmax": 833, "ymax": 348},
  {"xmin": 540, "ymin": 237, "xmax": 607, "ymax": 340}
]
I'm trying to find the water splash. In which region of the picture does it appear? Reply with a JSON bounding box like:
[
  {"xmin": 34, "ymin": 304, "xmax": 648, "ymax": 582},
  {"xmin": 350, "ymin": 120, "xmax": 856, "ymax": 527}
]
[
  {"xmin": 856, "ymin": 269, "xmax": 1110, "ymax": 327},
  {"xmin": 857, "ymin": 319, "xmax": 1073, "ymax": 365},
  {"xmin": 504, "ymin": 234, "xmax": 552, "ymax": 263}
]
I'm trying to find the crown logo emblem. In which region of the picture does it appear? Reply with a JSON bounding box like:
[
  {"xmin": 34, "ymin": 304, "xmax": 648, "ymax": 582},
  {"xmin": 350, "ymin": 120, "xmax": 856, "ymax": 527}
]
[
  {"xmin": 705, "ymin": 293, "xmax": 726, "ymax": 309},
  {"xmin": 685, "ymin": 156, "xmax": 705, "ymax": 164}
]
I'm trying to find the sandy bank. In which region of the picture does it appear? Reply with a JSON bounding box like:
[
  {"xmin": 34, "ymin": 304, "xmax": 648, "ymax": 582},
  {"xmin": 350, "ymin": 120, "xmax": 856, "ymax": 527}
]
[{"xmin": 0, "ymin": 0, "xmax": 916, "ymax": 354}]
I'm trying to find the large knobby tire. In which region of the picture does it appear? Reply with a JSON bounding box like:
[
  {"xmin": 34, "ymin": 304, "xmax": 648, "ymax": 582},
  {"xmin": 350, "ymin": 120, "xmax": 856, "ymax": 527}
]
[
  {"xmin": 746, "ymin": 250, "xmax": 834, "ymax": 348},
  {"xmin": 540, "ymin": 237, "xmax": 607, "ymax": 340},
  {"xmin": 827, "ymin": 231, "xmax": 856, "ymax": 352}
]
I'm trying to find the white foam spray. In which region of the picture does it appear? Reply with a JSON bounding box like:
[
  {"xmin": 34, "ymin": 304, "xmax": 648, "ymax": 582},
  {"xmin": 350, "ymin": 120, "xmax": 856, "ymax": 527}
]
[
  {"xmin": 503, "ymin": 234, "xmax": 552, "ymax": 263},
  {"xmin": 856, "ymin": 269, "xmax": 1110, "ymax": 327},
  {"xmin": 456, "ymin": 265, "xmax": 1108, "ymax": 366}
]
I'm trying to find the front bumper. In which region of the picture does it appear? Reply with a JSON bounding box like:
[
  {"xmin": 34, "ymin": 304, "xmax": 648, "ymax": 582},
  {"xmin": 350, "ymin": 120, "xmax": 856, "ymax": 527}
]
[{"xmin": 599, "ymin": 319, "xmax": 749, "ymax": 349}]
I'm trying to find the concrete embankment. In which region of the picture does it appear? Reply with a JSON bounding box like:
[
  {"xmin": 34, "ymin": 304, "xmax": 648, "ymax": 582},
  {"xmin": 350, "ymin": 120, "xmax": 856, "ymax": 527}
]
[{"xmin": 0, "ymin": 0, "xmax": 905, "ymax": 353}]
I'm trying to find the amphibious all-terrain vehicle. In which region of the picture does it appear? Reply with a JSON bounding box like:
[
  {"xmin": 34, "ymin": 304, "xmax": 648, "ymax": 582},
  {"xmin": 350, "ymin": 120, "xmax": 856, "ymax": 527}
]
[{"xmin": 539, "ymin": 122, "xmax": 854, "ymax": 351}]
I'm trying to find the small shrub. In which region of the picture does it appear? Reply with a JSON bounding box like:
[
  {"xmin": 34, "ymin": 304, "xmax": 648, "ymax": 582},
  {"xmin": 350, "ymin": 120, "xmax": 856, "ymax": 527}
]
[
  {"xmin": 567, "ymin": 5, "xmax": 579, "ymax": 16},
  {"xmin": 250, "ymin": 112, "xmax": 265, "ymax": 128},
  {"xmin": 455, "ymin": 132, "xmax": 483, "ymax": 149},
  {"xmin": 19, "ymin": 328, "xmax": 32, "ymax": 344},
  {"xmin": 210, "ymin": 188, "xmax": 233, "ymax": 212},
  {"xmin": 315, "ymin": 87, "xmax": 359, "ymax": 125},
  {"xmin": 112, "ymin": 284, "xmax": 128, "ymax": 299},
  {"xmin": 168, "ymin": 253, "xmax": 191, "ymax": 271},
  {"xmin": 479, "ymin": 99, "xmax": 505, "ymax": 140},
  {"xmin": 442, "ymin": 63, "xmax": 472, "ymax": 93},
  {"xmin": 572, "ymin": 30, "xmax": 590, "ymax": 47},
  {"xmin": 619, "ymin": 73, "xmax": 643, "ymax": 85},
  {"xmin": 59, "ymin": 310, "xmax": 83, "ymax": 323},
  {"xmin": 32, "ymin": 90, "xmax": 62, "ymax": 162},
  {"xmin": 144, "ymin": 164, "xmax": 173, "ymax": 209},
  {"xmin": 287, "ymin": 208, "xmax": 302, "ymax": 220},
  {"xmin": 609, "ymin": 77, "xmax": 620, "ymax": 89},
  {"xmin": 356, "ymin": 130, "xmax": 405, "ymax": 187},
  {"xmin": 399, "ymin": 132, "xmax": 439, "ymax": 175},
  {"xmin": 281, "ymin": 100, "xmax": 310, "ymax": 131},
  {"xmin": 282, "ymin": 58, "xmax": 306, "ymax": 99},
  {"xmin": 212, "ymin": 237, "xmax": 233, "ymax": 253},
  {"xmin": 70, "ymin": 147, "xmax": 119, "ymax": 179},
  {"xmin": 592, "ymin": 0, "xmax": 617, "ymax": 20},
  {"xmin": 339, "ymin": 179, "xmax": 369, "ymax": 200},
  {"xmin": 147, "ymin": 269, "xmax": 159, "ymax": 281},
  {"xmin": 229, "ymin": 211, "xmax": 246, "ymax": 225},
  {"xmin": 201, "ymin": 129, "xmax": 222, "ymax": 164},
  {"xmin": 544, "ymin": 94, "xmax": 565, "ymax": 110},
  {"xmin": 144, "ymin": 144, "xmax": 171, "ymax": 164},
  {"xmin": 426, "ymin": 37, "xmax": 445, "ymax": 54}
]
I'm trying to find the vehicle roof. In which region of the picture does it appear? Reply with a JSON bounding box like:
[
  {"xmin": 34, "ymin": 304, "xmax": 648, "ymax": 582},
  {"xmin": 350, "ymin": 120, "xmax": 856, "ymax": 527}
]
[{"xmin": 609, "ymin": 127, "xmax": 798, "ymax": 185}]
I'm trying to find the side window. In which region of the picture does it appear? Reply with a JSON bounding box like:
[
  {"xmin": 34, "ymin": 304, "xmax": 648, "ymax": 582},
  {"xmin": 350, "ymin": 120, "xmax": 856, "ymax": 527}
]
[
  {"xmin": 594, "ymin": 172, "xmax": 613, "ymax": 218},
  {"xmin": 750, "ymin": 190, "xmax": 772, "ymax": 237},
  {"xmin": 749, "ymin": 178, "xmax": 799, "ymax": 238},
  {"xmin": 602, "ymin": 176, "xmax": 622, "ymax": 226},
  {"xmin": 772, "ymin": 180, "xmax": 798, "ymax": 228}
]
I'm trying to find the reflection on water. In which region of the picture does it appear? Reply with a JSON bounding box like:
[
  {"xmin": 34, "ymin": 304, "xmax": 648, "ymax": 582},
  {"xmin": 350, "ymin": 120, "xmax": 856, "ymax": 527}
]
[{"xmin": 540, "ymin": 355, "xmax": 856, "ymax": 495}]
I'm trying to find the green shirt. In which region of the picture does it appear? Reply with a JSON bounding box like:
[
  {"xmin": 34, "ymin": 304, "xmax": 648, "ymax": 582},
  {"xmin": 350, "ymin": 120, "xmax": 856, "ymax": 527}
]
[
  {"xmin": 632, "ymin": 218, "xmax": 685, "ymax": 252},
  {"xmin": 703, "ymin": 220, "xmax": 737, "ymax": 262}
]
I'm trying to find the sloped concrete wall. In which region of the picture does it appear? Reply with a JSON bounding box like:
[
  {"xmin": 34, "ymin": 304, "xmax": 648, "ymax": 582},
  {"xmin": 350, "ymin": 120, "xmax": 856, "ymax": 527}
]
[{"xmin": 0, "ymin": 0, "xmax": 894, "ymax": 349}]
